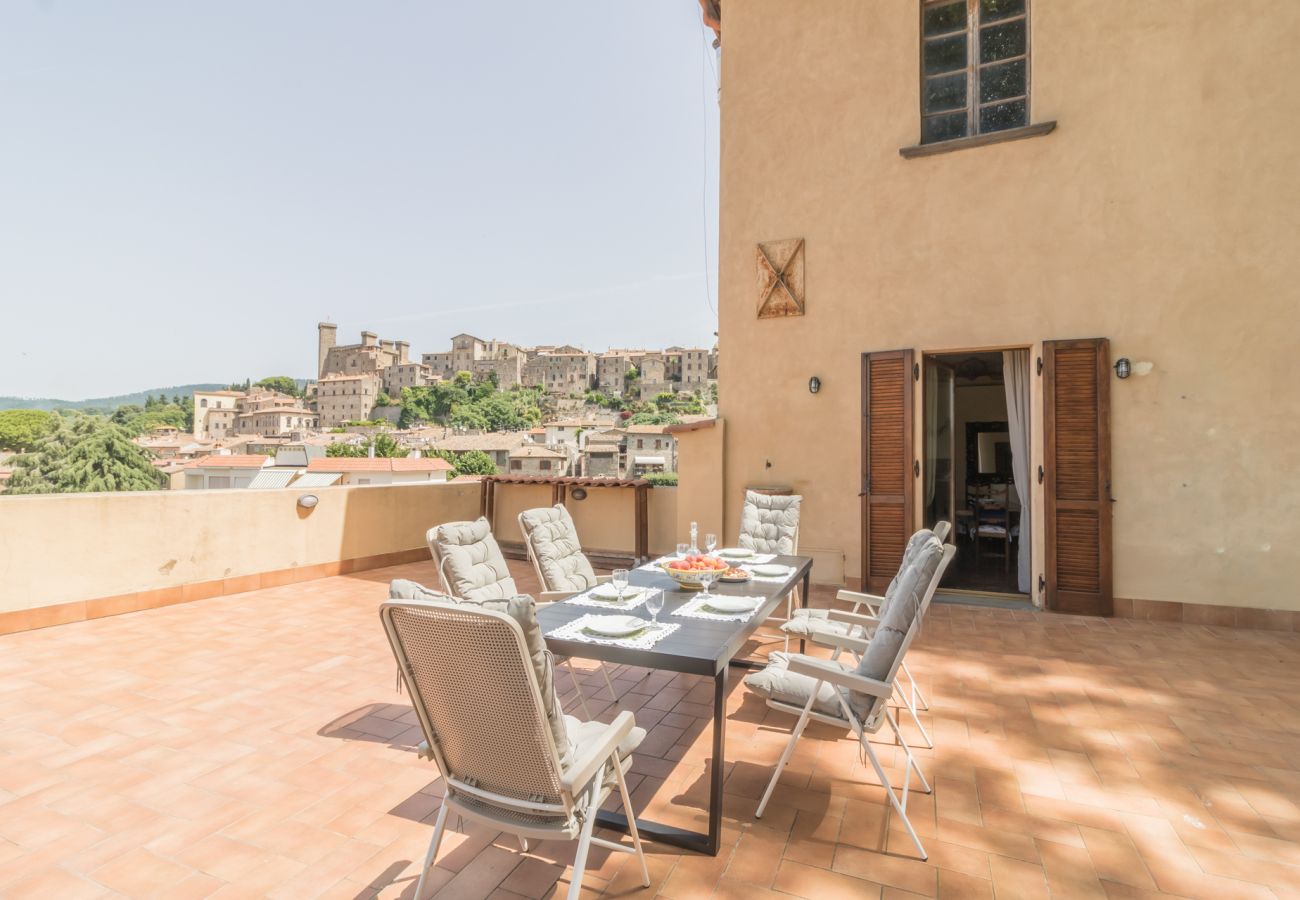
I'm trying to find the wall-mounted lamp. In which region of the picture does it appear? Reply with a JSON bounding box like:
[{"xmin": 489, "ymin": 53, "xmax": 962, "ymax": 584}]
[
  {"xmin": 1113, "ymin": 358, "xmax": 1132, "ymax": 379},
  {"xmin": 570, "ymin": 487, "xmax": 588, "ymax": 501},
  {"xmin": 297, "ymin": 494, "xmax": 319, "ymax": 510},
  {"xmin": 808, "ymin": 376, "xmax": 822, "ymax": 394}
]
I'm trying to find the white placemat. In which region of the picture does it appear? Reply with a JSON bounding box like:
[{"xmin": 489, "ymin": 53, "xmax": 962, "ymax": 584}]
[
  {"xmin": 637, "ymin": 556, "xmax": 676, "ymax": 572},
  {"xmin": 566, "ymin": 586, "xmax": 647, "ymax": 611},
  {"xmin": 674, "ymin": 594, "xmax": 767, "ymax": 623},
  {"xmin": 743, "ymin": 563, "xmax": 797, "ymax": 583},
  {"xmin": 546, "ymin": 614, "xmax": 679, "ymax": 650}
]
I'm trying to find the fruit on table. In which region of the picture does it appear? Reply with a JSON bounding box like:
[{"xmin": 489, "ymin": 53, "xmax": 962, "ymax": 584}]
[
  {"xmin": 722, "ymin": 567, "xmax": 749, "ymax": 579},
  {"xmin": 665, "ymin": 555, "xmax": 729, "ymax": 572}
]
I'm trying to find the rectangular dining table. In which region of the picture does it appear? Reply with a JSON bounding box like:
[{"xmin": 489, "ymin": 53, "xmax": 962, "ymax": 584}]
[{"xmin": 537, "ymin": 555, "xmax": 814, "ymax": 856}]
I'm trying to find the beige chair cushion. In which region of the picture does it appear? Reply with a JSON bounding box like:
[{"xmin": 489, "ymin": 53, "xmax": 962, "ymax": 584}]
[
  {"xmin": 886, "ymin": 528, "xmax": 936, "ymax": 600},
  {"xmin": 388, "ymin": 579, "xmax": 571, "ymax": 762},
  {"xmin": 781, "ymin": 527, "xmax": 938, "ymax": 640},
  {"xmin": 521, "ymin": 505, "xmax": 598, "ymax": 592},
  {"xmin": 743, "ymin": 651, "xmax": 848, "ymax": 718},
  {"xmin": 849, "ymin": 537, "xmax": 943, "ymax": 718},
  {"xmin": 434, "ymin": 518, "xmax": 518, "ymax": 601},
  {"xmin": 563, "ymin": 715, "xmax": 646, "ymax": 761},
  {"xmin": 738, "ymin": 491, "xmax": 801, "ymax": 555},
  {"xmin": 780, "ymin": 609, "xmax": 850, "ymax": 640}
]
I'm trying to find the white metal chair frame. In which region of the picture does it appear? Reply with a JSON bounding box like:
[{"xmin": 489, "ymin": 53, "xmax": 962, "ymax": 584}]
[
  {"xmin": 754, "ymin": 610, "xmax": 932, "ymax": 860},
  {"xmin": 819, "ymin": 538, "xmax": 955, "ymax": 750},
  {"xmin": 380, "ymin": 600, "xmax": 650, "ymax": 900},
  {"xmin": 517, "ymin": 510, "xmax": 621, "ymax": 707}
]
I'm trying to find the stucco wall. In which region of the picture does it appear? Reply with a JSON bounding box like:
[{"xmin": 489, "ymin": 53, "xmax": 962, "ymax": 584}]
[
  {"xmin": 717, "ymin": 1, "xmax": 1300, "ymax": 609},
  {"xmin": 0, "ymin": 482, "xmax": 481, "ymax": 613},
  {"xmin": 487, "ymin": 483, "xmax": 678, "ymax": 559}
]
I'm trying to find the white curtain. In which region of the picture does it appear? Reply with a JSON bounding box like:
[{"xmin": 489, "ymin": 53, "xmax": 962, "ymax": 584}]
[
  {"xmin": 1002, "ymin": 350, "xmax": 1032, "ymax": 594},
  {"xmin": 924, "ymin": 363, "xmax": 938, "ymax": 506}
]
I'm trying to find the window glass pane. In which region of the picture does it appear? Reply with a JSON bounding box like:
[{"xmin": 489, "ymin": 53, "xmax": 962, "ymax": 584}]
[
  {"xmin": 980, "ymin": 19, "xmax": 1026, "ymax": 63},
  {"xmin": 979, "ymin": 58, "xmax": 1025, "ymax": 103},
  {"xmin": 979, "ymin": 0, "xmax": 1025, "ymax": 23},
  {"xmin": 923, "ymin": 1, "xmax": 966, "ymax": 35},
  {"xmin": 924, "ymin": 72, "xmax": 967, "ymax": 114},
  {"xmin": 923, "ymin": 33, "xmax": 967, "ymax": 75},
  {"xmin": 922, "ymin": 111, "xmax": 969, "ymax": 144},
  {"xmin": 979, "ymin": 98, "xmax": 1027, "ymax": 133}
]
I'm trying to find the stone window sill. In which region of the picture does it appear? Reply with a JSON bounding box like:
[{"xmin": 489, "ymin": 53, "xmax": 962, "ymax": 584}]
[{"xmin": 899, "ymin": 121, "xmax": 1057, "ymax": 159}]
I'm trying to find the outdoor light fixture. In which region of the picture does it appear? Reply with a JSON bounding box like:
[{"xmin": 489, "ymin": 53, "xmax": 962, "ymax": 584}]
[
  {"xmin": 808, "ymin": 376, "xmax": 822, "ymax": 394},
  {"xmin": 570, "ymin": 487, "xmax": 588, "ymax": 501},
  {"xmin": 297, "ymin": 494, "xmax": 319, "ymax": 509},
  {"xmin": 1114, "ymin": 358, "xmax": 1132, "ymax": 379}
]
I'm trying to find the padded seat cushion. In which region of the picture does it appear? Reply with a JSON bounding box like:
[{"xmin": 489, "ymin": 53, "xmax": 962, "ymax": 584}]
[
  {"xmin": 850, "ymin": 538, "xmax": 943, "ymax": 718},
  {"xmin": 563, "ymin": 715, "xmax": 646, "ymax": 761},
  {"xmin": 433, "ymin": 517, "xmax": 518, "ymax": 601},
  {"xmin": 389, "ymin": 578, "xmax": 571, "ymax": 762},
  {"xmin": 743, "ymin": 651, "xmax": 848, "ymax": 719},
  {"xmin": 521, "ymin": 505, "xmax": 598, "ymax": 592},
  {"xmin": 738, "ymin": 491, "xmax": 801, "ymax": 555},
  {"xmin": 779, "ymin": 609, "xmax": 853, "ymax": 640}
]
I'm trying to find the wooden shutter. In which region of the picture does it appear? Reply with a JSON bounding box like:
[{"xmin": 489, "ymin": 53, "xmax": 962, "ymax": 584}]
[
  {"xmin": 1043, "ymin": 339, "xmax": 1113, "ymax": 615},
  {"xmin": 861, "ymin": 350, "xmax": 915, "ymax": 594}
]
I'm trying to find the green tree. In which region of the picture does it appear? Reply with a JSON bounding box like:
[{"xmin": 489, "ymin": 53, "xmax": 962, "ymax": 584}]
[
  {"xmin": 6, "ymin": 416, "xmax": 167, "ymax": 494},
  {"xmin": 450, "ymin": 450, "xmax": 498, "ymax": 478},
  {"xmin": 325, "ymin": 441, "xmax": 367, "ymax": 457},
  {"xmin": 324, "ymin": 433, "xmax": 405, "ymax": 458},
  {"xmin": 0, "ymin": 409, "xmax": 55, "ymax": 451},
  {"xmin": 626, "ymin": 410, "xmax": 680, "ymax": 426},
  {"xmin": 254, "ymin": 376, "xmax": 300, "ymax": 397}
]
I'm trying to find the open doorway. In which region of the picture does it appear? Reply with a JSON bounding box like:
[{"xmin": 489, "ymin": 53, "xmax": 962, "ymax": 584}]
[{"xmin": 922, "ymin": 350, "xmax": 1030, "ymax": 599}]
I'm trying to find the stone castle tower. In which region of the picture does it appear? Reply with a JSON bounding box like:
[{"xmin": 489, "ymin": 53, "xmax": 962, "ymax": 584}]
[{"xmin": 317, "ymin": 322, "xmax": 337, "ymax": 378}]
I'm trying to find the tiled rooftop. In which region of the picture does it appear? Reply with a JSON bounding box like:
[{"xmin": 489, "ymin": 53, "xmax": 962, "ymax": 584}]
[{"xmin": 3, "ymin": 560, "xmax": 1300, "ymax": 898}]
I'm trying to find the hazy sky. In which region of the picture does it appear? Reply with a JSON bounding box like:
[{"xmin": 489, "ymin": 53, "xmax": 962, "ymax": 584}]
[{"xmin": 0, "ymin": 2, "xmax": 720, "ymax": 399}]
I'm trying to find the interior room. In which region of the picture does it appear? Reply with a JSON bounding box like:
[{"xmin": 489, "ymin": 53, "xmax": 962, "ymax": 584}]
[{"xmin": 922, "ymin": 350, "xmax": 1030, "ymax": 598}]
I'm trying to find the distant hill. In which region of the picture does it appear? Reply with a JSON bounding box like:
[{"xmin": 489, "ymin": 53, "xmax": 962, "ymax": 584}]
[{"xmin": 0, "ymin": 384, "xmax": 229, "ymax": 412}]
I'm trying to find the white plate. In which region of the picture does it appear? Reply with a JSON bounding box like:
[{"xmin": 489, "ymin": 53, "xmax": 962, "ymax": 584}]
[
  {"xmin": 589, "ymin": 584, "xmax": 643, "ymax": 601},
  {"xmin": 702, "ymin": 596, "xmax": 760, "ymax": 614},
  {"xmin": 750, "ymin": 564, "xmax": 790, "ymax": 577},
  {"xmin": 583, "ymin": 615, "xmax": 649, "ymax": 637},
  {"xmin": 718, "ymin": 548, "xmax": 753, "ymax": 559}
]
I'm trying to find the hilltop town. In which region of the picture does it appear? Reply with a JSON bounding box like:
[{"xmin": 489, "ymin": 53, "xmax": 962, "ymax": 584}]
[{"xmin": 117, "ymin": 325, "xmax": 718, "ymax": 491}]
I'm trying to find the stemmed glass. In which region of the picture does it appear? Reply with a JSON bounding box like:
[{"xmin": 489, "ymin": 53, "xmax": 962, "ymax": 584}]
[
  {"xmin": 612, "ymin": 568, "xmax": 629, "ymax": 602},
  {"xmin": 645, "ymin": 588, "xmax": 664, "ymax": 626},
  {"xmin": 698, "ymin": 567, "xmax": 718, "ymax": 599},
  {"xmin": 705, "ymin": 533, "xmax": 718, "ymax": 555},
  {"xmin": 676, "ymin": 543, "xmax": 690, "ymax": 558}
]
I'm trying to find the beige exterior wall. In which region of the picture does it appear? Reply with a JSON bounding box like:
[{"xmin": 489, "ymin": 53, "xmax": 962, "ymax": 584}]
[
  {"xmin": 673, "ymin": 421, "xmax": 725, "ymax": 556},
  {"xmin": 0, "ymin": 482, "xmax": 481, "ymax": 614},
  {"xmin": 488, "ymin": 483, "xmax": 677, "ymax": 560},
  {"xmin": 716, "ymin": 2, "xmax": 1300, "ymax": 610}
]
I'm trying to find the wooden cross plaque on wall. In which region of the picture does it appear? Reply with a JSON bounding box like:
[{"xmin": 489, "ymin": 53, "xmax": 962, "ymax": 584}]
[{"xmin": 756, "ymin": 237, "xmax": 805, "ymax": 319}]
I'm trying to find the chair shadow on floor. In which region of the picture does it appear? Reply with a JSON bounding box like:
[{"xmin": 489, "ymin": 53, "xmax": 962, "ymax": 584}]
[{"xmin": 318, "ymin": 701, "xmax": 422, "ymax": 752}]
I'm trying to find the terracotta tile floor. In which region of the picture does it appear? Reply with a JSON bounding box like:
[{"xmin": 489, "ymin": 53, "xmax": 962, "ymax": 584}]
[{"xmin": 3, "ymin": 560, "xmax": 1300, "ymax": 899}]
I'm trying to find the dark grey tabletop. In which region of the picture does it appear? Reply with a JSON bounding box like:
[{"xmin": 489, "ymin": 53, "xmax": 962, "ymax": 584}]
[{"xmin": 537, "ymin": 555, "xmax": 813, "ymax": 676}]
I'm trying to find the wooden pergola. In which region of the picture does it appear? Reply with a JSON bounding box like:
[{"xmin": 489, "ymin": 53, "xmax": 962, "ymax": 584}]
[{"xmin": 479, "ymin": 474, "xmax": 653, "ymax": 563}]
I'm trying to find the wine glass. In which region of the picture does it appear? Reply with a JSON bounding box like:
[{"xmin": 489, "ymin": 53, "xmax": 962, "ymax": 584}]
[
  {"xmin": 705, "ymin": 533, "xmax": 718, "ymax": 555},
  {"xmin": 698, "ymin": 567, "xmax": 717, "ymax": 599},
  {"xmin": 612, "ymin": 568, "xmax": 629, "ymax": 601},
  {"xmin": 676, "ymin": 543, "xmax": 689, "ymax": 558},
  {"xmin": 645, "ymin": 588, "xmax": 664, "ymax": 625}
]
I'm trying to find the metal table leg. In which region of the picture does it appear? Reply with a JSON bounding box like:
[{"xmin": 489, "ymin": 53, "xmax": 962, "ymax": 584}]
[{"xmin": 596, "ymin": 666, "xmax": 728, "ymax": 856}]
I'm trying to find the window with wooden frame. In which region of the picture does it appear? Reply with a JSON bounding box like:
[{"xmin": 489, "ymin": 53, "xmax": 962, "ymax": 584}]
[{"xmin": 920, "ymin": 0, "xmax": 1029, "ymax": 144}]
